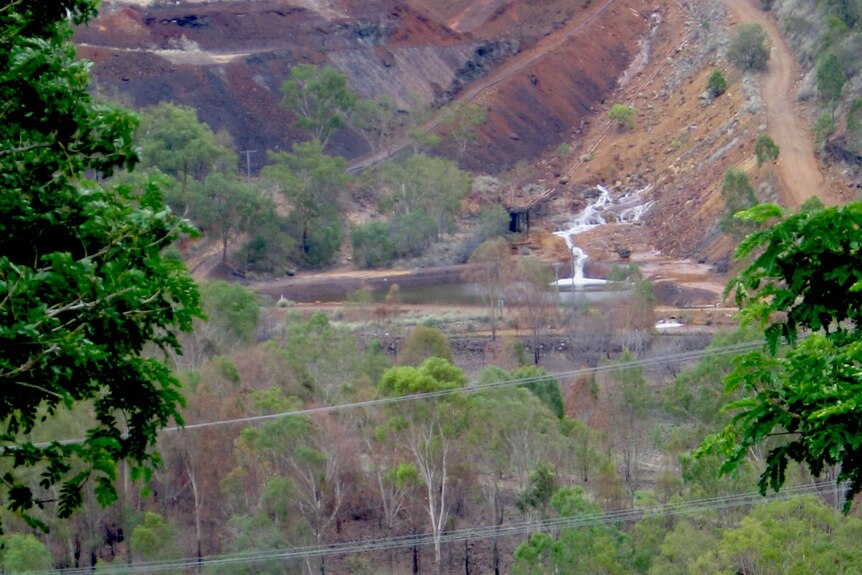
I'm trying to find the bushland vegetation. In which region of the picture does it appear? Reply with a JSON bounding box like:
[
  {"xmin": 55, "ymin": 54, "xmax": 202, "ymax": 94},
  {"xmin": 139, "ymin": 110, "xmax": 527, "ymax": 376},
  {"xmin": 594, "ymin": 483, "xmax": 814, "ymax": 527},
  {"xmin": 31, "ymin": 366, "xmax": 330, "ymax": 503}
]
[{"xmin": 10, "ymin": 271, "xmax": 862, "ymax": 574}]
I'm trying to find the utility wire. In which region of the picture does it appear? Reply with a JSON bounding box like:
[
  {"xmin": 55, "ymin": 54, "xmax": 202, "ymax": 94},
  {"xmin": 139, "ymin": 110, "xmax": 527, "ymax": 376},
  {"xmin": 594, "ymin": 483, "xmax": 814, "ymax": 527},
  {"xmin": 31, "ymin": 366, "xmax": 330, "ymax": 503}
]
[
  {"xmin": 169, "ymin": 339, "xmax": 765, "ymax": 433},
  {"xmin": 17, "ymin": 338, "xmax": 766, "ymax": 448},
  {"xmin": 34, "ymin": 481, "xmax": 834, "ymax": 575}
]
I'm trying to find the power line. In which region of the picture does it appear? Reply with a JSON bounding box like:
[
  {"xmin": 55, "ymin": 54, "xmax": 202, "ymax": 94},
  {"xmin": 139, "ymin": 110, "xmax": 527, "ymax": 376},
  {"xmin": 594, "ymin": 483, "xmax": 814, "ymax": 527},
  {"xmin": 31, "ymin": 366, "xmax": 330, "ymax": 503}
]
[
  {"xmin": 168, "ymin": 338, "xmax": 765, "ymax": 433},
  {"xmin": 19, "ymin": 338, "xmax": 765, "ymax": 448},
  {"xmin": 34, "ymin": 481, "xmax": 835, "ymax": 575}
]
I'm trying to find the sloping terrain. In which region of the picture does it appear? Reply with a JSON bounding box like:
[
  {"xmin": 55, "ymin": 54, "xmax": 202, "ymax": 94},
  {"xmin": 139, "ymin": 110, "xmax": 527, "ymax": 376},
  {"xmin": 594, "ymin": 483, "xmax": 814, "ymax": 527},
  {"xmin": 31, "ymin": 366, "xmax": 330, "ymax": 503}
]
[
  {"xmin": 77, "ymin": 0, "xmax": 650, "ymax": 174},
  {"xmin": 77, "ymin": 0, "xmax": 848, "ymax": 288}
]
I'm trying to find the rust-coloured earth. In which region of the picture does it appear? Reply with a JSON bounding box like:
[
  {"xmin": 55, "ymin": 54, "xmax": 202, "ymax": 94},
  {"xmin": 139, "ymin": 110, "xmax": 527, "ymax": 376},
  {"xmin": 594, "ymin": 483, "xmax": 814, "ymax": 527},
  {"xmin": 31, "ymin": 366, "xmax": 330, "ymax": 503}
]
[{"xmin": 81, "ymin": 0, "xmax": 850, "ymax": 312}]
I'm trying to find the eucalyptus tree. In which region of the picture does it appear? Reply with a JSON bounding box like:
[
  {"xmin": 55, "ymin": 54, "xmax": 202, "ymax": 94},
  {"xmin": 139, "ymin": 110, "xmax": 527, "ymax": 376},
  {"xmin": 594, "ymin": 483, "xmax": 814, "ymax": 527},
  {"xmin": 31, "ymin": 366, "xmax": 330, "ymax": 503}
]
[
  {"xmin": 263, "ymin": 141, "xmax": 350, "ymax": 267},
  {"xmin": 281, "ymin": 64, "xmax": 358, "ymax": 150},
  {"xmin": 377, "ymin": 358, "xmax": 471, "ymax": 573}
]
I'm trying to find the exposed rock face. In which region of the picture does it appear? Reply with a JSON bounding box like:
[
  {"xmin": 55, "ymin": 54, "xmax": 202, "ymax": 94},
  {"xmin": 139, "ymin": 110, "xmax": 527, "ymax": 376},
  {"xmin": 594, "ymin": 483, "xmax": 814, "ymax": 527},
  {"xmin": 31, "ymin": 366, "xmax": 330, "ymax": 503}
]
[
  {"xmin": 77, "ymin": 0, "xmax": 651, "ymax": 174},
  {"xmin": 827, "ymin": 133, "xmax": 862, "ymax": 167}
]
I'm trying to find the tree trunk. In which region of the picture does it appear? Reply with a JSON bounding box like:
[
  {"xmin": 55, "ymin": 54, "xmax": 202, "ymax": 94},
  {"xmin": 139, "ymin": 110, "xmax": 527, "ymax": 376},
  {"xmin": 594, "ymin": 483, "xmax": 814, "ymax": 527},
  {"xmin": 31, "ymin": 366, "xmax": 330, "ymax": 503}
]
[
  {"xmin": 186, "ymin": 458, "xmax": 204, "ymax": 573},
  {"xmin": 492, "ymin": 485, "xmax": 502, "ymax": 575}
]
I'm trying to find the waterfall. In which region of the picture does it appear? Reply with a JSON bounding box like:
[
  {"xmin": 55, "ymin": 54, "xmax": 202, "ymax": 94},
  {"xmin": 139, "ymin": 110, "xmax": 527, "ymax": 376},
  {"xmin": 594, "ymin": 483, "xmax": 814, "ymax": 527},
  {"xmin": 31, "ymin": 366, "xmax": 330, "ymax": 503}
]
[{"xmin": 552, "ymin": 185, "xmax": 652, "ymax": 289}]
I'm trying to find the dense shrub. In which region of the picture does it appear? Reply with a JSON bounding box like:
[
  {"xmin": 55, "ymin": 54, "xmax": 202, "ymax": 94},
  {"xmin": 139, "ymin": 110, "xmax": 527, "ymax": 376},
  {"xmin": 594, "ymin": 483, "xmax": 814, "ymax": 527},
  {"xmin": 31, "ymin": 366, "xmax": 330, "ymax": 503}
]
[
  {"xmin": 608, "ymin": 104, "xmax": 637, "ymax": 129},
  {"xmin": 707, "ymin": 69, "xmax": 727, "ymax": 97},
  {"xmin": 727, "ymin": 23, "xmax": 770, "ymax": 71},
  {"xmin": 390, "ymin": 211, "xmax": 437, "ymax": 258},
  {"xmin": 352, "ymin": 222, "xmax": 396, "ymax": 268},
  {"xmin": 755, "ymin": 133, "xmax": 780, "ymax": 166},
  {"xmin": 719, "ymin": 168, "xmax": 759, "ymax": 238},
  {"xmin": 399, "ymin": 325, "xmax": 454, "ymax": 366}
]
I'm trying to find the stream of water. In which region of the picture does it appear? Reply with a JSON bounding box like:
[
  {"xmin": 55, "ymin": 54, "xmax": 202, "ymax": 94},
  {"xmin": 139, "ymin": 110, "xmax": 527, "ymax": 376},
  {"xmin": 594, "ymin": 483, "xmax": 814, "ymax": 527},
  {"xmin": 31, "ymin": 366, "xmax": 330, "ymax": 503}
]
[{"xmin": 552, "ymin": 184, "xmax": 653, "ymax": 289}]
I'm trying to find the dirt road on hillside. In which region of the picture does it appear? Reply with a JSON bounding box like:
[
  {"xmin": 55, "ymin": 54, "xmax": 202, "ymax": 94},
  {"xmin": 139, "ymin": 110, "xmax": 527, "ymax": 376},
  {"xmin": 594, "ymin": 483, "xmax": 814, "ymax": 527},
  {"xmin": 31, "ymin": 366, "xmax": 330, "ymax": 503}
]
[{"xmin": 722, "ymin": 0, "xmax": 833, "ymax": 207}]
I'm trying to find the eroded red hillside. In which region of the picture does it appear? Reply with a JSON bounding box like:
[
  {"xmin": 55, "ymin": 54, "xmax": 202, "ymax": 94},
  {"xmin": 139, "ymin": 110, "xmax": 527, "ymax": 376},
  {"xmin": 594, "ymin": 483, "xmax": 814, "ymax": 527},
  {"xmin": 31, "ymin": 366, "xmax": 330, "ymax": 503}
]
[{"xmin": 77, "ymin": 0, "xmax": 650, "ymax": 174}]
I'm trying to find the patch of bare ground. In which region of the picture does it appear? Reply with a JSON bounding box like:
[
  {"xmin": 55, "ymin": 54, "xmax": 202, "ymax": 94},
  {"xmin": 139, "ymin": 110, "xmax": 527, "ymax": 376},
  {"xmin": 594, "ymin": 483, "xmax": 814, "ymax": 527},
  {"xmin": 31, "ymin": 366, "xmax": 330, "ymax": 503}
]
[
  {"xmin": 722, "ymin": 0, "xmax": 850, "ymax": 207},
  {"xmin": 519, "ymin": 0, "xmax": 851, "ymax": 300}
]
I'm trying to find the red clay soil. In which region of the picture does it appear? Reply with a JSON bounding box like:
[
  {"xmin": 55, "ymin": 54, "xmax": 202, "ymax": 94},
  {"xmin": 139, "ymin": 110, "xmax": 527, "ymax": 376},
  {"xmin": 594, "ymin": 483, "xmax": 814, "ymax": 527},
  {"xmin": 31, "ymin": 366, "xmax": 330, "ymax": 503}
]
[
  {"xmin": 78, "ymin": 0, "xmax": 652, "ymax": 174},
  {"xmin": 442, "ymin": 0, "xmax": 654, "ymax": 173},
  {"xmin": 81, "ymin": 0, "xmax": 851, "ymax": 297}
]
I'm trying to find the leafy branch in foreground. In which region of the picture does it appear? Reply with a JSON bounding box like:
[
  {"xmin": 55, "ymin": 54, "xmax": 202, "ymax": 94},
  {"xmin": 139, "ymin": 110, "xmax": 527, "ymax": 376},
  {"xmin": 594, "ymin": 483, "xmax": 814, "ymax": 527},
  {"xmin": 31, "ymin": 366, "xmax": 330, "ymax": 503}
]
[
  {"xmin": 698, "ymin": 202, "xmax": 862, "ymax": 511},
  {"xmin": 0, "ymin": 0, "xmax": 201, "ymax": 528}
]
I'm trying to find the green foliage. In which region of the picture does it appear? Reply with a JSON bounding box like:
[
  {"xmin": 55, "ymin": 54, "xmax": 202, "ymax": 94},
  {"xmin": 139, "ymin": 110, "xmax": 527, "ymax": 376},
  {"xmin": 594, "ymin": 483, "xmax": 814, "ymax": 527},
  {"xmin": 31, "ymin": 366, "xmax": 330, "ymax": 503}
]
[
  {"xmin": 719, "ymin": 168, "xmax": 759, "ymax": 238},
  {"xmin": 513, "ymin": 487, "xmax": 633, "ymax": 574},
  {"xmin": 476, "ymin": 204, "xmax": 511, "ymax": 242},
  {"xmin": 607, "ymin": 262, "xmax": 643, "ymax": 282},
  {"xmin": 199, "ymin": 281, "xmax": 261, "ymax": 347},
  {"xmin": 225, "ymin": 511, "xmax": 284, "ymax": 553},
  {"xmin": 262, "ymin": 140, "xmax": 350, "ymax": 268},
  {"xmin": 614, "ymin": 350, "xmax": 652, "ymax": 418},
  {"xmin": 352, "ymin": 95, "xmax": 401, "ymax": 150},
  {"xmin": 823, "ymin": 0, "xmax": 862, "ymax": 28},
  {"xmin": 816, "ymin": 50, "xmax": 847, "ymax": 105},
  {"xmin": 662, "ymin": 329, "xmax": 763, "ymax": 436},
  {"xmin": 389, "ymin": 211, "xmax": 437, "ymax": 258},
  {"xmin": 130, "ymin": 512, "xmax": 180, "ymax": 561},
  {"xmin": 648, "ymin": 520, "xmax": 719, "ymax": 575},
  {"xmin": 442, "ymin": 103, "xmax": 488, "ymax": 159},
  {"xmin": 351, "ymin": 222, "xmax": 396, "ymax": 269},
  {"xmin": 691, "ymin": 496, "xmax": 862, "ymax": 573},
  {"xmin": 194, "ymin": 173, "xmax": 268, "ymax": 262},
  {"xmin": 374, "ymin": 153, "xmax": 471, "ymax": 243},
  {"xmin": 699, "ymin": 202, "xmax": 862, "ymax": 510},
  {"xmin": 801, "ymin": 195, "xmax": 826, "ymax": 212},
  {"xmin": 281, "ymin": 311, "xmax": 386, "ymax": 400},
  {"xmin": 513, "ymin": 366, "xmax": 565, "ymax": 419},
  {"xmin": 648, "ymin": 496, "xmax": 862, "ymax": 573},
  {"xmin": 754, "ymin": 133, "xmax": 780, "ymax": 167},
  {"xmin": 814, "ymin": 110, "xmax": 837, "ymax": 145},
  {"xmin": 1, "ymin": 534, "xmax": 53, "ymax": 573},
  {"xmin": 239, "ymin": 208, "xmax": 296, "ymax": 274},
  {"xmin": 135, "ymin": 106, "xmax": 267, "ymax": 263},
  {"xmin": 516, "ymin": 464, "xmax": 558, "ymax": 515},
  {"xmin": 377, "ymin": 357, "xmax": 469, "ymax": 568},
  {"xmin": 727, "ymin": 23, "xmax": 770, "ymax": 71},
  {"xmin": 137, "ymin": 102, "xmax": 235, "ymax": 197},
  {"xmin": 281, "ymin": 64, "xmax": 358, "ymax": 148},
  {"xmin": 707, "ymin": 69, "xmax": 727, "ymax": 97},
  {"xmin": 407, "ymin": 126, "xmax": 442, "ymax": 153},
  {"xmin": 820, "ymin": 14, "xmax": 851, "ymax": 49},
  {"xmin": 399, "ymin": 325, "xmax": 454, "ymax": 366},
  {"xmin": 469, "ymin": 385, "xmax": 567, "ymax": 488},
  {"xmin": 0, "ymin": 0, "xmax": 202, "ymax": 526},
  {"xmin": 378, "ymin": 357, "xmax": 466, "ymax": 396},
  {"xmin": 608, "ymin": 104, "xmax": 637, "ymax": 130},
  {"xmin": 847, "ymin": 97, "xmax": 862, "ymax": 153}
]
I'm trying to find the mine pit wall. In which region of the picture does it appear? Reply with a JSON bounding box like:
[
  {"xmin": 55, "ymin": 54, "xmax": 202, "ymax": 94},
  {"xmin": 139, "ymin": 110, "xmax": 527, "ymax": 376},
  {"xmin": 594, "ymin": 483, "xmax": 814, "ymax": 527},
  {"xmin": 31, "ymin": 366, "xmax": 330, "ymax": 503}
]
[
  {"xmin": 80, "ymin": 0, "xmax": 658, "ymax": 175},
  {"xmin": 452, "ymin": 0, "xmax": 654, "ymax": 174}
]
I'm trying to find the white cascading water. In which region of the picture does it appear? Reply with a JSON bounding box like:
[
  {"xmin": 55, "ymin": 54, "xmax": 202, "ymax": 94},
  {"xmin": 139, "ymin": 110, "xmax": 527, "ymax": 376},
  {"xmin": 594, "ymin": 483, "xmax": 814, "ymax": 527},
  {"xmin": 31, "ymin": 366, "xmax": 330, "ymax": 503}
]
[{"xmin": 552, "ymin": 184, "xmax": 653, "ymax": 289}]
